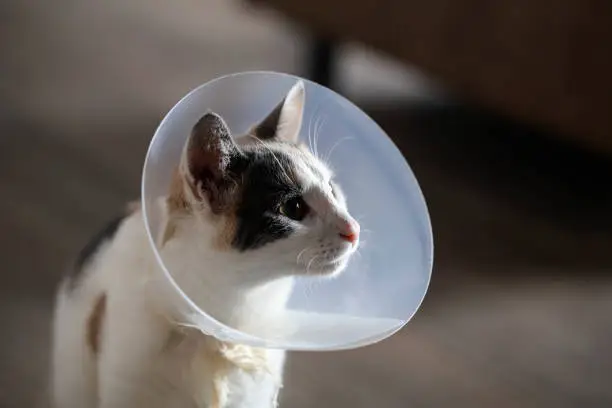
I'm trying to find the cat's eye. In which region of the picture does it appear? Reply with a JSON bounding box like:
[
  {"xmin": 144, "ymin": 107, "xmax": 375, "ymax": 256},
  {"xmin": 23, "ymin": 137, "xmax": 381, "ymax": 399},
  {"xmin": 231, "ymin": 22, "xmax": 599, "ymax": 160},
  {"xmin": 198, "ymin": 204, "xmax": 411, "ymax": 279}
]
[{"xmin": 279, "ymin": 196, "xmax": 309, "ymax": 221}]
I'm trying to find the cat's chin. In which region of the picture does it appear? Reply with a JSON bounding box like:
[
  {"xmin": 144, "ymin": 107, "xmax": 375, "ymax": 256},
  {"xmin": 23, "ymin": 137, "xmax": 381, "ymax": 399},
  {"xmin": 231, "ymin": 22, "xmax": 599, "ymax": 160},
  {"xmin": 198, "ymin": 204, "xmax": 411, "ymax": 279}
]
[{"xmin": 296, "ymin": 258, "xmax": 350, "ymax": 279}]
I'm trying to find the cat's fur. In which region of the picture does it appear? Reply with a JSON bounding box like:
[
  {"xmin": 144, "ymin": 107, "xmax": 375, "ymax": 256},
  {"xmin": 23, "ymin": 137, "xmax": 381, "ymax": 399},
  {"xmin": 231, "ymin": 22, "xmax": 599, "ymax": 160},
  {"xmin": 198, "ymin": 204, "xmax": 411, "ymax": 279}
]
[{"xmin": 50, "ymin": 81, "xmax": 360, "ymax": 408}]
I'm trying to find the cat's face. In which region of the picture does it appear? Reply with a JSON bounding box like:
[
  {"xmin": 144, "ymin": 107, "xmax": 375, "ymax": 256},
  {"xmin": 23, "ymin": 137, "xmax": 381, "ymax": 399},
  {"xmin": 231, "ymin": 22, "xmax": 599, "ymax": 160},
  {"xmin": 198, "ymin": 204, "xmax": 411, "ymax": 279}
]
[{"xmin": 168, "ymin": 81, "xmax": 359, "ymax": 282}]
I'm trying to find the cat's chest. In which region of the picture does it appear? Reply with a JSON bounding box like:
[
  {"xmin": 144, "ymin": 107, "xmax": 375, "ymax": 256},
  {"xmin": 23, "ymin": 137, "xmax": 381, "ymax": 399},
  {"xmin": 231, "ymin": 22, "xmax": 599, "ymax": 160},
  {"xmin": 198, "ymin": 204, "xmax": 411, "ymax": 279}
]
[{"xmin": 161, "ymin": 331, "xmax": 286, "ymax": 408}]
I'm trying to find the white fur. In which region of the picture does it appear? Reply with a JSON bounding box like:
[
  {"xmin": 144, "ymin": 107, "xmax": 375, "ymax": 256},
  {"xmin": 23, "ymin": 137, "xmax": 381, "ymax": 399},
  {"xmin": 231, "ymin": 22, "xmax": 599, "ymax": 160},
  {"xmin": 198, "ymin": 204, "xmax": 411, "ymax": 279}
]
[
  {"xmin": 51, "ymin": 81, "xmax": 359, "ymax": 408},
  {"xmin": 51, "ymin": 211, "xmax": 288, "ymax": 408}
]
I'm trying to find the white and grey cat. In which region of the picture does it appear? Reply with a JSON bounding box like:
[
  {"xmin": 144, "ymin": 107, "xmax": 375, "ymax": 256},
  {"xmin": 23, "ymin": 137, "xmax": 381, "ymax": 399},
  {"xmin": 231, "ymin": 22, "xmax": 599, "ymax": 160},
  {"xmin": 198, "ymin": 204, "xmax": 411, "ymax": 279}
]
[{"xmin": 51, "ymin": 81, "xmax": 360, "ymax": 408}]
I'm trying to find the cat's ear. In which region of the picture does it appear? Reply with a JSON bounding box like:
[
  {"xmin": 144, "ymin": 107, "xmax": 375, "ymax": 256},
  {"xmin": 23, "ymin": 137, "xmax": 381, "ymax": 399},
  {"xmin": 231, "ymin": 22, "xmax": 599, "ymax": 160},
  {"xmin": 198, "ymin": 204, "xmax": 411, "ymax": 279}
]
[
  {"xmin": 181, "ymin": 112, "xmax": 242, "ymax": 213},
  {"xmin": 252, "ymin": 80, "xmax": 305, "ymax": 144}
]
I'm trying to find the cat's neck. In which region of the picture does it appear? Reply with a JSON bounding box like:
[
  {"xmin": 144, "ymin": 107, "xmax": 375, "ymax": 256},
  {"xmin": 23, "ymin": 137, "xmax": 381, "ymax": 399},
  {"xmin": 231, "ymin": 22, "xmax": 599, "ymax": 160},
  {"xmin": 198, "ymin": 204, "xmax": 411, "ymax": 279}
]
[{"xmin": 153, "ymin": 215, "xmax": 293, "ymax": 335}]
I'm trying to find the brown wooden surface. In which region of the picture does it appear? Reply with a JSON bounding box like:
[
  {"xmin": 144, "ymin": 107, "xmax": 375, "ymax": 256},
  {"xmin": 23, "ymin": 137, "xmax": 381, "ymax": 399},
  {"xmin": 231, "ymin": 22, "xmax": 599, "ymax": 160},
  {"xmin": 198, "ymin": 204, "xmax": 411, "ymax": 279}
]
[{"xmin": 250, "ymin": 0, "xmax": 612, "ymax": 152}]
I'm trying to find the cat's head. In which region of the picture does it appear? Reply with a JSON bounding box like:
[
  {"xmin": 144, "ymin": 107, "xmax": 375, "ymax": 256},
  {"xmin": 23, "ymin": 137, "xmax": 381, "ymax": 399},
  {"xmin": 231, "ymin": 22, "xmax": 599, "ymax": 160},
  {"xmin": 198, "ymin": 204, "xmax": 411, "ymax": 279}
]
[{"xmin": 165, "ymin": 81, "xmax": 359, "ymax": 284}]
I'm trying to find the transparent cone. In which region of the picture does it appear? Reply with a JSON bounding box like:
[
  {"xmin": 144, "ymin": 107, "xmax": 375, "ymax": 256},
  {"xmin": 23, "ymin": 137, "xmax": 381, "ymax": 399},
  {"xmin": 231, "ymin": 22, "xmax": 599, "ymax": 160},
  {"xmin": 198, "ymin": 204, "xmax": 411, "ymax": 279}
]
[{"xmin": 142, "ymin": 72, "xmax": 433, "ymax": 350}]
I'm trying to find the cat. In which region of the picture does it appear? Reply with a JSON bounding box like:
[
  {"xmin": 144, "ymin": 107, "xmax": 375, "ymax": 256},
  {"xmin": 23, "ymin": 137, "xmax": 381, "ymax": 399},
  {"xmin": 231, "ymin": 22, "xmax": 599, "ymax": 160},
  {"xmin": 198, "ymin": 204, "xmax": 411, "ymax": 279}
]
[{"xmin": 50, "ymin": 80, "xmax": 360, "ymax": 408}]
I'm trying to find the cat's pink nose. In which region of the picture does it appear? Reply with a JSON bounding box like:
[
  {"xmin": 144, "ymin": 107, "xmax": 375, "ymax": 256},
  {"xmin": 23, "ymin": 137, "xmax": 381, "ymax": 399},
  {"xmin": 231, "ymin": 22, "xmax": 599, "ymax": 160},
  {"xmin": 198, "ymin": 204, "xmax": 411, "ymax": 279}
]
[{"xmin": 338, "ymin": 219, "xmax": 360, "ymax": 244}]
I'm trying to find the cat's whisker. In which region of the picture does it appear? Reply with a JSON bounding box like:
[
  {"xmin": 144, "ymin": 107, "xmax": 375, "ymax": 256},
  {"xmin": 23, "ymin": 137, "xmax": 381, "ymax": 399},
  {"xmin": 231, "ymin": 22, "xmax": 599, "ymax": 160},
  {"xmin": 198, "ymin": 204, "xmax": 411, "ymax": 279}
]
[
  {"xmin": 359, "ymin": 229, "xmax": 373, "ymax": 239},
  {"xmin": 306, "ymin": 105, "xmax": 315, "ymax": 148},
  {"xmin": 306, "ymin": 255, "xmax": 319, "ymax": 276},
  {"xmin": 313, "ymin": 114, "xmax": 328, "ymax": 159},
  {"xmin": 356, "ymin": 240, "xmax": 368, "ymax": 251},
  {"xmin": 308, "ymin": 114, "xmax": 319, "ymax": 155},
  {"xmin": 306, "ymin": 112, "xmax": 315, "ymax": 153},
  {"xmin": 311, "ymin": 116, "xmax": 322, "ymax": 158},
  {"xmin": 323, "ymin": 136, "xmax": 354, "ymax": 164},
  {"xmin": 352, "ymin": 249, "xmax": 364, "ymax": 261},
  {"xmin": 354, "ymin": 215, "xmax": 368, "ymax": 229},
  {"xmin": 296, "ymin": 247, "xmax": 311, "ymax": 264},
  {"xmin": 307, "ymin": 103, "xmax": 322, "ymax": 155}
]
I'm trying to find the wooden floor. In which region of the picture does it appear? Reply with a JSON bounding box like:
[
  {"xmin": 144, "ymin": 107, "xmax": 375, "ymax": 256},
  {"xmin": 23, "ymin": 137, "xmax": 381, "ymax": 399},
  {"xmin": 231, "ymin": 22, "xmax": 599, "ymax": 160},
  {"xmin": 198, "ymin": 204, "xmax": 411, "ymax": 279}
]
[{"xmin": 1, "ymin": 1, "xmax": 612, "ymax": 407}]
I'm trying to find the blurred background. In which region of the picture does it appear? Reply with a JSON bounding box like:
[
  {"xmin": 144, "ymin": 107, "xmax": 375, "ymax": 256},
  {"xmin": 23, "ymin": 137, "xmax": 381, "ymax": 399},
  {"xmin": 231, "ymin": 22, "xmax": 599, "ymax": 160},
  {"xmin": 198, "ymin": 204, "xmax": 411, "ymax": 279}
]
[{"xmin": 1, "ymin": 0, "xmax": 611, "ymax": 407}]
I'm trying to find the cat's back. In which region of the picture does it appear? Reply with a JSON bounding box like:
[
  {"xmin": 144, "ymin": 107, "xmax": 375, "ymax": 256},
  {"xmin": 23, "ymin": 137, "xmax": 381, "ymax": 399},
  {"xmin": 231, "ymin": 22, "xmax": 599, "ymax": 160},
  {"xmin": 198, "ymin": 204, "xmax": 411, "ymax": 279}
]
[
  {"xmin": 59, "ymin": 203, "xmax": 154, "ymax": 299},
  {"xmin": 50, "ymin": 204, "xmax": 151, "ymax": 408}
]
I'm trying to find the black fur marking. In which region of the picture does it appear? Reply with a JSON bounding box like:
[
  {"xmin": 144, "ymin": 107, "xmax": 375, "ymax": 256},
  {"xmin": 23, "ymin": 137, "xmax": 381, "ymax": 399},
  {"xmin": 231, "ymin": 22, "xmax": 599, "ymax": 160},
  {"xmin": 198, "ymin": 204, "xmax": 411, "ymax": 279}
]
[
  {"xmin": 68, "ymin": 214, "xmax": 126, "ymax": 289},
  {"xmin": 232, "ymin": 148, "xmax": 300, "ymax": 251}
]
